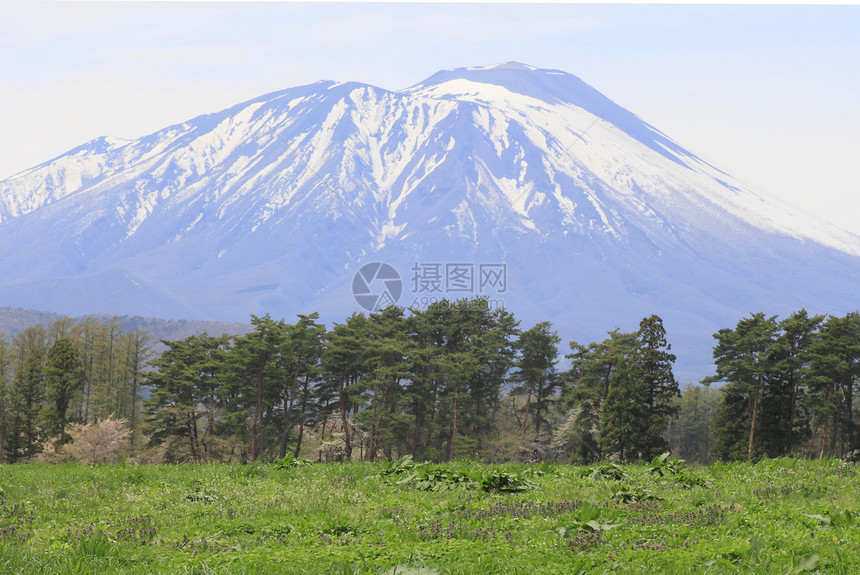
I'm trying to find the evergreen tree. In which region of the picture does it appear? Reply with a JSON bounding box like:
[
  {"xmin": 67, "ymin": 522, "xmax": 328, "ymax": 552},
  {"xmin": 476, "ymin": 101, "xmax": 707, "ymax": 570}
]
[
  {"xmin": 42, "ymin": 337, "xmax": 85, "ymax": 445},
  {"xmin": 354, "ymin": 307, "xmax": 412, "ymax": 461},
  {"xmin": 807, "ymin": 312, "xmax": 860, "ymax": 457},
  {"xmin": 145, "ymin": 333, "xmax": 230, "ymax": 462},
  {"xmin": 595, "ymin": 316, "xmax": 678, "ymax": 461},
  {"xmin": 706, "ymin": 313, "xmax": 779, "ymax": 461},
  {"xmin": 564, "ymin": 329, "xmax": 636, "ymax": 462},
  {"xmin": 513, "ymin": 321, "xmax": 561, "ymax": 446},
  {"xmin": 5, "ymin": 327, "xmax": 48, "ymax": 462},
  {"xmin": 632, "ymin": 314, "xmax": 680, "ymax": 459},
  {"xmin": 457, "ymin": 301, "xmax": 519, "ymax": 458},
  {"xmin": 282, "ymin": 313, "xmax": 326, "ymax": 459},
  {"xmin": 230, "ymin": 314, "xmax": 288, "ymax": 461},
  {"xmin": 765, "ymin": 310, "xmax": 823, "ymax": 455},
  {"xmin": 320, "ymin": 313, "xmax": 371, "ymax": 461},
  {"xmin": 402, "ymin": 303, "xmax": 449, "ymax": 460},
  {"xmin": 599, "ymin": 354, "xmax": 644, "ymax": 460}
]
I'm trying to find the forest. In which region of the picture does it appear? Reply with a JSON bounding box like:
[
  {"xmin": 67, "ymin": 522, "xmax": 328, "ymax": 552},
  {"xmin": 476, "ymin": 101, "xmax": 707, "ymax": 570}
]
[{"xmin": 0, "ymin": 298, "xmax": 857, "ymax": 466}]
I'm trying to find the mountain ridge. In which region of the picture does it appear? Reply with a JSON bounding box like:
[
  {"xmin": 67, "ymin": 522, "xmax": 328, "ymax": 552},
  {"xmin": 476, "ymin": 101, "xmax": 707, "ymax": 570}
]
[{"xmin": 0, "ymin": 306, "xmax": 251, "ymax": 343}]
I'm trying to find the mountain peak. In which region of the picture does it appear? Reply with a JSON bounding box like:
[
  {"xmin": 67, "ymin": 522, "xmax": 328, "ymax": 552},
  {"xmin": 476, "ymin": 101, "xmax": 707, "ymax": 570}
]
[
  {"xmin": 465, "ymin": 62, "xmax": 539, "ymax": 72},
  {"xmin": 405, "ymin": 63, "xmax": 705, "ymax": 172},
  {"xmin": 407, "ymin": 62, "xmax": 574, "ymax": 98}
]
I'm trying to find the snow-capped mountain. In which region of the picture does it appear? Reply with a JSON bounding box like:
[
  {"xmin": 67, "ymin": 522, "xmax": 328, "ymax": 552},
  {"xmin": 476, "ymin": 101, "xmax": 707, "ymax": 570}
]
[{"xmin": 2, "ymin": 62, "xmax": 859, "ymax": 380}]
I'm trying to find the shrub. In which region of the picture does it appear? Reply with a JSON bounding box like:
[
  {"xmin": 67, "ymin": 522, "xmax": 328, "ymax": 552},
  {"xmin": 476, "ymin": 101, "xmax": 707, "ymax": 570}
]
[{"xmin": 63, "ymin": 415, "xmax": 132, "ymax": 464}]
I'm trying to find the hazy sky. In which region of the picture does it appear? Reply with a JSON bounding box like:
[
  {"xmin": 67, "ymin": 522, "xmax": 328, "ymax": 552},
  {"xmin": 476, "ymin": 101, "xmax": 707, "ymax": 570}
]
[{"xmin": 1, "ymin": 2, "xmax": 858, "ymax": 231}]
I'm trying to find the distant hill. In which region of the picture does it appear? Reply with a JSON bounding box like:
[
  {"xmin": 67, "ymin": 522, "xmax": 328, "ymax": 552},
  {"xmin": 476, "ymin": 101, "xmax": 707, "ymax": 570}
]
[{"xmin": 0, "ymin": 307, "xmax": 252, "ymax": 343}]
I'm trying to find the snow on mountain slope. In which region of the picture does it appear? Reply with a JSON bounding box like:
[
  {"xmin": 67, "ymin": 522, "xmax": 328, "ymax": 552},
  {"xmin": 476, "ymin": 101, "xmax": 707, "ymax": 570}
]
[
  {"xmin": 1, "ymin": 62, "xmax": 859, "ymax": 380},
  {"xmin": 405, "ymin": 63, "xmax": 860, "ymax": 256}
]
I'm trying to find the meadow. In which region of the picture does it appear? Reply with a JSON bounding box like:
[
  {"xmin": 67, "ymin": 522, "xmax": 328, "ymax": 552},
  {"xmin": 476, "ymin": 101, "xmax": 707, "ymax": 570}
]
[{"xmin": 0, "ymin": 457, "xmax": 857, "ymax": 574}]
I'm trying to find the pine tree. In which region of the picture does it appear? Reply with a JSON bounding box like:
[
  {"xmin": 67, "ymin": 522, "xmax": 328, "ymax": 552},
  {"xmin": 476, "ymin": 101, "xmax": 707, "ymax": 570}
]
[
  {"xmin": 402, "ymin": 304, "xmax": 449, "ymax": 460},
  {"xmin": 765, "ymin": 310, "xmax": 823, "ymax": 455},
  {"xmin": 320, "ymin": 313, "xmax": 371, "ymax": 461},
  {"xmin": 145, "ymin": 333, "xmax": 229, "ymax": 462},
  {"xmin": 5, "ymin": 327, "xmax": 48, "ymax": 462},
  {"xmin": 282, "ymin": 313, "xmax": 326, "ymax": 459},
  {"xmin": 513, "ymin": 322, "xmax": 561, "ymax": 447},
  {"xmin": 230, "ymin": 314, "xmax": 288, "ymax": 461},
  {"xmin": 632, "ymin": 314, "xmax": 679, "ymax": 459},
  {"xmin": 706, "ymin": 313, "xmax": 779, "ymax": 461},
  {"xmin": 599, "ymin": 355, "xmax": 644, "ymax": 460},
  {"xmin": 807, "ymin": 312, "xmax": 860, "ymax": 457},
  {"xmin": 42, "ymin": 337, "xmax": 85, "ymax": 445},
  {"xmin": 352, "ymin": 307, "xmax": 412, "ymax": 461},
  {"xmin": 564, "ymin": 329, "xmax": 636, "ymax": 462}
]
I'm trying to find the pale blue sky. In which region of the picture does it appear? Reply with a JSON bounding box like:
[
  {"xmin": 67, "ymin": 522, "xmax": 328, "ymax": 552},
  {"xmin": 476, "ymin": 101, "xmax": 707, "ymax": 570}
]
[{"xmin": 1, "ymin": 2, "xmax": 858, "ymax": 230}]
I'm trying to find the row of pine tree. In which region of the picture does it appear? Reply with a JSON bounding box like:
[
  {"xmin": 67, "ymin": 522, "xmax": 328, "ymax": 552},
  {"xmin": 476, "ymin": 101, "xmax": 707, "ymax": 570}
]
[{"xmin": 0, "ymin": 300, "xmax": 858, "ymax": 464}]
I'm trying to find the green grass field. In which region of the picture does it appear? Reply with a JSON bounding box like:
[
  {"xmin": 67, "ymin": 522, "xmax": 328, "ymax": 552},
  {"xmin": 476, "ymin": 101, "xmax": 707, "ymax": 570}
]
[{"xmin": 0, "ymin": 457, "xmax": 857, "ymax": 574}]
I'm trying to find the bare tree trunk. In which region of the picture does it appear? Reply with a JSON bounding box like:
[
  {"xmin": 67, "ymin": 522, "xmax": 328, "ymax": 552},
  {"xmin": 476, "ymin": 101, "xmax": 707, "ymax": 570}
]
[
  {"xmin": 819, "ymin": 381, "xmax": 835, "ymax": 459},
  {"xmin": 747, "ymin": 387, "xmax": 759, "ymax": 462},
  {"xmin": 251, "ymin": 360, "xmax": 267, "ymax": 461},
  {"xmin": 411, "ymin": 411, "xmax": 423, "ymax": 455},
  {"xmin": 340, "ymin": 377, "xmax": 352, "ymax": 460},
  {"xmin": 449, "ymin": 395, "xmax": 458, "ymax": 461},
  {"xmin": 278, "ymin": 390, "xmax": 291, "ymax": 459},
  {"xmin": 294, "ymin": 376, "xmax": 311, "ymax": 458},
  {"xmin": 187, "ymin": 411, "xmax": 201, "ymax": 463},
  {"xmin": 519, "ymin": 382, "xmax": 535, "ymax": 442}
]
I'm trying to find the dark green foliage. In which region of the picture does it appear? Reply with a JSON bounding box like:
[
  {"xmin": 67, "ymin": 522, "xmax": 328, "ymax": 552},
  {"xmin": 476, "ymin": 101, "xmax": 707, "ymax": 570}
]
[
  {"xmin": 599, "ymin": 357, "xmax": 644, "ymax": 460},
  {"xmin": 565, "ymin": 315, "xmax": 679, "ymax": 462},
  {"xmin": 477, "ymin": 469, "xmax": 533, "ymax": 493},
  {"xmin": 646, "ymin": 452, "xmax": 684, "ymax": 477},
  {"xmin": 0, "ymin": 336, "xmax": 12, "ymax": 461},
  {"xmin": 611, "ymin": 483, "xmax": 661, "ymax": 503},
  {"xmin": 706, "ymin": 310, "xmax": 859, "ymax": 461},
  {"xmin": 231, "ymin": 314, "xmax": 288, "ymax": 461},
  {"xmin": 806, "ymin": 312, "xmax": 860, "ymax": 457},
  {"xmin": 144, "ymin": 333, "xmax": 231, "ymax": 463},
  {"xmin": 382, "ymin": 456, "xmax": 476, "ymax": 492},
  {"xmin": 380, "ymin": 455, "xmax": 533, "ymax": 493},
  {"xmin": 272, "ymin": 454, "xmax": 313, "ymax": 470},
  {"xmin": 631, "ymin": 315, "xmax": 680, "ymax": 459},
  {"xmin": 585, "ymin": 461, "xmax": 628, "ymax": 481},
  {"xmin": 646, "ymin": 452, "xmax": 712, "ymax": 488},
  {"xmin": 706, "ymin": 313, "xmax": 781, "ymax": 461},
  {"xmin": 4, "ymin": 327, "xmax": 48, "ymax": 462},
  {"xmin": 563, "ymin": 330, "xmax": 634, "ymax": 462},
  {"xmin": 42, "ymin": 337, "xmax": 85, "ymax": 445},
  {"xmin": 511, "ymin": 321, "xmax": 561, "ymax": 445}
]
